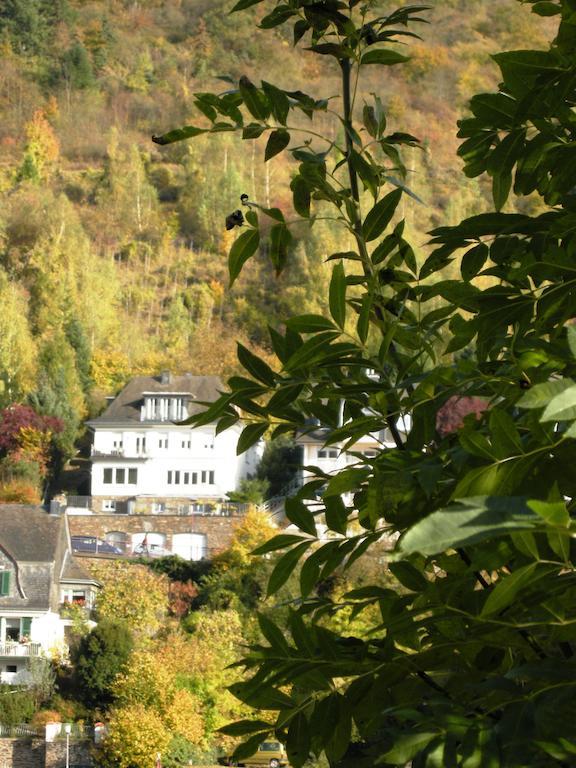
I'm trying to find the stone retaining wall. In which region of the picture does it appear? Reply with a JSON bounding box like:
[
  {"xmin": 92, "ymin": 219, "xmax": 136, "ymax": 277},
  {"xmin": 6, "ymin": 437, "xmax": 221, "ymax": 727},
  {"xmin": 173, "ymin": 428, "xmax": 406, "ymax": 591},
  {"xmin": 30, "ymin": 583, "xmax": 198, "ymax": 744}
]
[
  {"xmin": 0, "ymin": 739, "xmax": 92, "ymax": 768},
  {"xmin": 67, "ymin": 513, "xmax": 241, "ymax": 556}
]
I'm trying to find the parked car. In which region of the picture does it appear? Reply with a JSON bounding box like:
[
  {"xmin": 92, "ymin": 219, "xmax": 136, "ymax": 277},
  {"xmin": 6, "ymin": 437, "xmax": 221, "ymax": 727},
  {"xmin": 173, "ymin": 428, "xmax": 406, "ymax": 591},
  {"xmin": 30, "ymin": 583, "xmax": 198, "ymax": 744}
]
[
  {"xmin": 218, "ymin": 741, "xmax": 288, "ymax": 768},
  {"xmin": 132, "ymin": 542, "xmax": 168, "ymax": 557},
  {"xmin": 71, "ymin": 536, "xmax": 122, "ymax": 555}
]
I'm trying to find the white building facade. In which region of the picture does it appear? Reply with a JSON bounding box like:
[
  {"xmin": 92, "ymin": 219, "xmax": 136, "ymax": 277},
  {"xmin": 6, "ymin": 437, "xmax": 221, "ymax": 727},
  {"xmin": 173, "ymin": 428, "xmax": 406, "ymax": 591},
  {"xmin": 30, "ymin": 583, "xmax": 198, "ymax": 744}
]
[{"xmin": 89, "ymin": 372, "xmax": 261, "ymax": 507}]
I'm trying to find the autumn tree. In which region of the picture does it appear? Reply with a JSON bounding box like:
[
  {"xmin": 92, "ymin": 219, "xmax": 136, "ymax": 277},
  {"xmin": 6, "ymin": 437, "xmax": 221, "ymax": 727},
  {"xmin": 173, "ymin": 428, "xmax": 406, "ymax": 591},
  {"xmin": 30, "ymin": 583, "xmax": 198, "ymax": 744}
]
[{"xmin": 89, "ymin": 560, "xmax": 170, "ymax": 641}]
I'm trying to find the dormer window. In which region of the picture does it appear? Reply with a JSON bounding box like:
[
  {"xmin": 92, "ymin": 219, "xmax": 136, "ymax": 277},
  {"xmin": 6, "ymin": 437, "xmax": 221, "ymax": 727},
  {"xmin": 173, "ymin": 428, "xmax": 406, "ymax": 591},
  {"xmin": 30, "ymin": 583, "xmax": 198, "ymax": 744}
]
[{"xmin": 141, "ymin": 395, "xmax": 187, "ymax": 422}]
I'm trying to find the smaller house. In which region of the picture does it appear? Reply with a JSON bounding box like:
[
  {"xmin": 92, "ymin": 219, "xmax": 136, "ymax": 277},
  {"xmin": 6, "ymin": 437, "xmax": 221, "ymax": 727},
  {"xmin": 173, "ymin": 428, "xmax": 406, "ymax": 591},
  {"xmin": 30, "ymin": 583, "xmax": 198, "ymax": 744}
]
[{"xmin": 0, "ymin": 505, "xmax": 99, "ymax": 684}]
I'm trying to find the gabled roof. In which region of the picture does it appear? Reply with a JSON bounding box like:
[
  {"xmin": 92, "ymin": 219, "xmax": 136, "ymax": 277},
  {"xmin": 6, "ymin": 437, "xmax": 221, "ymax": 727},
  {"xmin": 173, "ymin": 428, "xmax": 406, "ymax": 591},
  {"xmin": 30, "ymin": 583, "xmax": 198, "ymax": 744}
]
[
  {"xmin": 88, "ymin": 372, "xmax": 223, "ymax": 425},
  {"xmin": 0, "ymin": 505, "xmax": 66, "ymax": 611},
  {"xmin": 0, "ymin": 505, "xmax": 62, "ymax": 562}
]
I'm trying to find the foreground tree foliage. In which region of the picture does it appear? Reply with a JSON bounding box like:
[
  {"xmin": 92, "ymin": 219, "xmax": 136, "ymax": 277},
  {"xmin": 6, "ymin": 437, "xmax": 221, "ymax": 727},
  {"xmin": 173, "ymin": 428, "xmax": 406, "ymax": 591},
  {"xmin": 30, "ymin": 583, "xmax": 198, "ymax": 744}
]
[{"xmin": 154, "ymin": 0, "xmax": 576, "ymax": 765}]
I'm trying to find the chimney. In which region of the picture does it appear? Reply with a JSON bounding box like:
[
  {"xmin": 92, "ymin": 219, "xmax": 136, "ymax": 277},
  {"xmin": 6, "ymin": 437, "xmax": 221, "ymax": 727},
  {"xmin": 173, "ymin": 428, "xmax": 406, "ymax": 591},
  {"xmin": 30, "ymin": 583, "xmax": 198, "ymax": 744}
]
[{"xmin": 160, "ymin": 371, "xmax": 171, "ymax": 385}]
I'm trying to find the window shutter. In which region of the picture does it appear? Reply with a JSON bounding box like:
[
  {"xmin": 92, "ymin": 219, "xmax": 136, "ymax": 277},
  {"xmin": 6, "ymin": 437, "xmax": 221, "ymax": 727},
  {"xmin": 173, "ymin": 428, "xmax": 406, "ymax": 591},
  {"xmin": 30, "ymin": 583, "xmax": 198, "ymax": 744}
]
[
  {"xmin": 20, "ymin": 617, "xmax": 32, "ymax": 636},
  {"xmin": 0, "ymin": 571, "xmax": 10, "ymax": 596}
]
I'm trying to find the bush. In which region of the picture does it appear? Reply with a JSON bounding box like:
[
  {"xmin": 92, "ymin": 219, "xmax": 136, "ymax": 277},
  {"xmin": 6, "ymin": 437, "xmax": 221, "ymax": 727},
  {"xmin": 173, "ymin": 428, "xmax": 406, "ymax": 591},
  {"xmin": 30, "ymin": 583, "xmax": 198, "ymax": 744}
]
[
  {"xmin": 0, "ymin": 686, "xmax": 36, "ymax": 725},
  {"xmin": 0, "ymin": 479, "xmax": 41, "ymax": 504}
]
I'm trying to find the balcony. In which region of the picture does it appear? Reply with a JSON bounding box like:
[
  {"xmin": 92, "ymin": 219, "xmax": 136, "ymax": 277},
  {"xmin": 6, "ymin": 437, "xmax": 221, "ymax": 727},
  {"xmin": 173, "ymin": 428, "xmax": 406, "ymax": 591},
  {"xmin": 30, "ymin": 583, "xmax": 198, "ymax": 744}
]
[
  {"xmin": 52, "ymin": 496, "xmax": 249, "ymax": 517},
  {"xmin": 0, "ymin": 642, "xmax": 42, "ymax": 658}
]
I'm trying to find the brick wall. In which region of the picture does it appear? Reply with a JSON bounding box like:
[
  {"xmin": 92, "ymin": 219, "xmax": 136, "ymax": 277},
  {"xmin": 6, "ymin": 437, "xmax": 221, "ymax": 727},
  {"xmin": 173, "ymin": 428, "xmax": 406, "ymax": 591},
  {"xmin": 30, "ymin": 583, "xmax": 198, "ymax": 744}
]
[{"xmin": 67, "ymin": 514, "xmax": 240, "ymax": 556}]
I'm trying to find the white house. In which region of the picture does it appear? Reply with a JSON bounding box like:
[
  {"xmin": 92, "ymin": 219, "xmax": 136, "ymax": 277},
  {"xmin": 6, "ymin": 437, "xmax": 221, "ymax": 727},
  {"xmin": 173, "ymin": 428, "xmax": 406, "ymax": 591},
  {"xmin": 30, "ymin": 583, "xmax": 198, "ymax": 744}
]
[
  {"xmin": 0, "ymin": 505, "xmax": 99, "ymax": 684},
  {"xmin": 88, "ymin": 372, "xmax": 262, "ymax": 511}
]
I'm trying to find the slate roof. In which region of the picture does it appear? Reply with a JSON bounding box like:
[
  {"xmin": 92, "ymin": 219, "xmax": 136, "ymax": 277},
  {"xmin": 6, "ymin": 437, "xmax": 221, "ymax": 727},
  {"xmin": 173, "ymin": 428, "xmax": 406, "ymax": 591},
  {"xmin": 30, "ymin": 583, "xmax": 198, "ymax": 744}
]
[
  {"xmin": 89, "ymin": 372, "xmax": 223, "ymax": 425},
  {"xmin": 0, "ymin": 505, "xmax": 64, "ymax": 611},
  {"xmin": 0, "ymin": 505, "xmax": 61, "ymax": 562}
]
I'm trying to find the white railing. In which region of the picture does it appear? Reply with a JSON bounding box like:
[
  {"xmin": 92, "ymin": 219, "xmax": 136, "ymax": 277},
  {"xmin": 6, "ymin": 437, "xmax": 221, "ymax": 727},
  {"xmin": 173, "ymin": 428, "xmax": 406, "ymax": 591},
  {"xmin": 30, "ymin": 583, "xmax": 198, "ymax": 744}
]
[{"xmin": 0, "ymin": 642, "xmax": 42, "ymax": 657}]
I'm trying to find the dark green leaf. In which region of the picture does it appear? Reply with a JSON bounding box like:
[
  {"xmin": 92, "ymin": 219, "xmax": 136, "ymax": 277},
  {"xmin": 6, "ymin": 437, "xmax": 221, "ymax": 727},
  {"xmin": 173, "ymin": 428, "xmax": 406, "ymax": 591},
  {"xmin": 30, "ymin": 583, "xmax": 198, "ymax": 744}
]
[
  {"xmin": 237, "ymin": 422, "xmax": 269, "ymax": 454},
  {"xmin": 360, "ymin": 49, "xmax": 410, "ymax": 66},
  {"xmin": 285, "ymin": 497, "xmax": 318, "ymax": 536},
  {"xmin": 267, "ymin": 541, "xmax": 313, "ymax": 596},
  {"xmin": 229, "ymin": 228, "xmax": 260, "ymax": 285},
  {"xmin": 329, "ymin": 262, "xmax": 347, "ymax": 328},
  {"xmin": 265, "ymin": 129, "xmax": 290, "ymax": 161},
  {"xmin": 152, "ymin": 125, "xmax": 207, "ymax": 145},
  {"xmin": 253, "ymin": 534, "xmax": 311, "ymax": 555},
  {"xmin": 239, "ymin": 75, "xmax": 270, "ymax": 120},
  {"xmin": 363, "ymin": 188, "xmax": 403, "ymax": 241},
  {"xmin": 237, "ymin": 343, "xmax": 276, "ymax": 386},
  {"xmin": 219, "ymin": 720, "xmax": 272, "ymax": 736}
]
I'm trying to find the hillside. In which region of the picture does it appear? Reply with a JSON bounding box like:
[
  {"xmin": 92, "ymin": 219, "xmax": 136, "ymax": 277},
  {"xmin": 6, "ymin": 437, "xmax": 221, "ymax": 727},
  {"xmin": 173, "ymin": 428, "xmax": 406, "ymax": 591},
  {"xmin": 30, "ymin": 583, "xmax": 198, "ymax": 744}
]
[{"xmin": 0, "ymin": 0, "xmax": 555, "ymax": 460}]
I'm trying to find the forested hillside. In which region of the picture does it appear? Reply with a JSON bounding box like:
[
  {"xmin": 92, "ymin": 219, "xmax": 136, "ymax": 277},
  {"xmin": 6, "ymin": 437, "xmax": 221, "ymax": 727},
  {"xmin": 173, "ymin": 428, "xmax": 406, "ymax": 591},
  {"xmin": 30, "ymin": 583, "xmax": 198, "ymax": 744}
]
[{"xmin": 0, "ymin": 0, "xmax": 554, "ymax": 468}]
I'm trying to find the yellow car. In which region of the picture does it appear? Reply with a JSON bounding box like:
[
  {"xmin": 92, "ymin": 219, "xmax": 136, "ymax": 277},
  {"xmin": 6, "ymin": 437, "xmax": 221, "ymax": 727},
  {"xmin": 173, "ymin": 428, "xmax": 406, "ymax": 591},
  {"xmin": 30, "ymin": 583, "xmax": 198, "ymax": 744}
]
[{"xmin": 218, "ymin": 741, "xmax": 289, "ymax": 768}]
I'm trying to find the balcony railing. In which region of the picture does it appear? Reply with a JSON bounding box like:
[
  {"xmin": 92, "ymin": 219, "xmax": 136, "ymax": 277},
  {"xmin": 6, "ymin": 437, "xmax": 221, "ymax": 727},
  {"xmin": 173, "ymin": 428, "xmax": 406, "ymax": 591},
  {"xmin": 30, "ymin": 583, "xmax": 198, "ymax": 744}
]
[
  {"xmin": 0, "ymin": 642, "xmax": 42, "ymax": 657},
  {"xmin": 52, "ymin": 496, "xmax": 249, "ymax": 517}
]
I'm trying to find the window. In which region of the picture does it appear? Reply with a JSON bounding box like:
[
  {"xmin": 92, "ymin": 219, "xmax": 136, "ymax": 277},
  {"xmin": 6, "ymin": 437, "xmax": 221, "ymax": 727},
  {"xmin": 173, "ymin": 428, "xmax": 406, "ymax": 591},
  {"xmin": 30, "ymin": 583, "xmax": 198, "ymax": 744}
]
[
  {"xmin": 128, "ymin": 468, "xmax": 138, "ymax": 484},
  {"xmin": 318, "ymin": 449, "xmax": 338, "ymax": 459},
  {"xmin": 167, "ymin": 471, "xmax": 173, "ymax": 485},
  {"xmin": 174, "ymin": 471, "xmax": 180, "ymax": 484},
  {"xmin": 209, "ymin": 471, "xmax": 215, "ymax": 485},
  {"xmin": 184, "ymin": 472, "xmax": 189, "ymax": 484},
  {"xmin": 115, "ymin": 468, "xmax": 125, "ymax": 484},
  {"xmin": 20, "ymin": 618, "xmax": 32, "ymax": 637},
  {"xmin": 72, "ymin": 591, "xmax": 86, "ymax": 604},
  {"xmin": 201, "ymin": 471, "xmax": 207, "ymax": 483},
  {"xmin": 6, "ymin": 666, "xmax": 17, "ymax": 674},
  {"xmin": 191, "ymin": 472, "xmax": 198, "ymax": 484},
  {"xmin": 159, "ymin": 436, "xmax": 168, "ymax": 449},
  {"xmin": 136, "ymin": 436, "xmax": 146, "ymax": 453},
  {"xmin": 103, "ymin": 468, "xmax": 113, "ymax": 484},
  {"xmin": 102, "ymin": 499, "xmax": 116, "ymax": 511},
  {"xmin": 0, "ymin": 571, "xmax": 10, "ymax": 596}
]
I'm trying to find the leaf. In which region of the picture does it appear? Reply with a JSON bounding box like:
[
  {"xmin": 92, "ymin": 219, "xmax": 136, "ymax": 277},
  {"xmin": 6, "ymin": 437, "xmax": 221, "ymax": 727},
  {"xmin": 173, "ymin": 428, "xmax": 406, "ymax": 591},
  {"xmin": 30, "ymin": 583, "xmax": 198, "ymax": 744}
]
[
  {"xmin": 461, "ymin": 243, "xmax": 489, "ymax": 280},
  {"xmin": 287, "ymin": 713, "xmax": 311, "ymax": 768},
  {"xmin": 541, "ymin": 384, "xmax": 576, "ymax": 421},
  {"xmin": 262, "ymin": 81, "xmax": 290, "ymax": 124},
  {"xmin": 152, "ymin": 125, "xmax": 207, "ymax": 145},
  {"xmin": 269, "ymin": 223, "xmax": 292, "ymax": 275},
  {"xmin": 237, "ymin": 422, "xmax": 268, "ymax": 454},
  {"xmin": 230, "ymin": 0, "xmax": 264, "ymax": 10},
  {"xmin": 265, "ymin": 129, "xmax": 290, "ymax": 161},
  {"xmin": 284, "ymin": 497, "xmax": 317, "ymax": 536},
  {"xmin": 481, "ymin": 563, "xmax": 556, "ymax": 616},
  {"xmin": 253, "ymin": 534, "xmax": 311, "ymax": 555},
  {"xmin": 517, "ymin": 378, "xmax": 575, "ymax": 409},
  {"xmin": 528, "ymin": 499, "xmax": 569, "ymax": 527},
  {"xmin": 383, "ymin": 733, "xmax": 438, "ymax": 764},
  {"xmin": 242, "ymin": 123, "xmax": 265, "ymax": 139},
  {"xmin": 229, "ymin": 228, "xmax": 260, "ymax": 286},
  {"xmin": 291, "ymin": 176, "xmax": 311, "ymax": 218},
  {"xmin": 323, "ymin": 495, "xmax": 348, "ymax": 535},
  {"xmin": 568, "ymin": 326, "xmax": 576, "ymax": 359},
  {"xmin": 362, "ymin": 188, "xmax": 403, "ymax": 241},
  {"xmin": 329, "ymin": 262, "xmax": 347, "ymax": 328},
  {"xmin": 398, "ymin": 496, "xmax": 540, "ymax": 556},
  {"xmin": 286, "ymin": 315, "xmax": 337, "ymax": 333},
  {"xmin": 267, "ymin": 541, "xmax": 313, "ymax": 596},
  {"xmin": 237, "ymin": 343, "xmax": 276, "ymax": 386},
  {"xmin": 218, "ymin": 719, "xmax": 272, "ymax": 736},
  {"xmin": 360, "ymin": 49, "xmax": 410, "ymax": 66},
  {"xmin": 388, "ymin": 561, "xmax": 428, "ymax": 592},
  {"xmin": 258, "ymin": 613, "xmax": 291, "ymax": 653},
  {"xmin": 239, "ymin": 75, "xmax": 269, "ymax": 120}
]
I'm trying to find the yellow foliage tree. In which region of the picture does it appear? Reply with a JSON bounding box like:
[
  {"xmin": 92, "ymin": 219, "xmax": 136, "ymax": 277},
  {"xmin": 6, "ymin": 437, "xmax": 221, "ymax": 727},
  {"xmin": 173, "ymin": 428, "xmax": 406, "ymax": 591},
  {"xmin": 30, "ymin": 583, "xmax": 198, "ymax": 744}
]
[
  {"xmin": 219, "ymin": 507, "xmax": 277, "ymax": 568},
  {"xmin": 88, "ymin": 561, "xmax": 169, "ymax": 641},
  {"xmin": 102, "ymin": 704, "xmax": 171, "ymax": 768}
]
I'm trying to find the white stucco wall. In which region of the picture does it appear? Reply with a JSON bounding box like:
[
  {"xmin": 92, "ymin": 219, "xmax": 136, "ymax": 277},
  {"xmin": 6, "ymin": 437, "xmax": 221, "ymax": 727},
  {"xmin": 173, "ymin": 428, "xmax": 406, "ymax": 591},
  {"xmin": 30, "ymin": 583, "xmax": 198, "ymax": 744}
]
[{"xmin": 91, "ymin": 423, "xmax": 261, "ymax": 498}]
